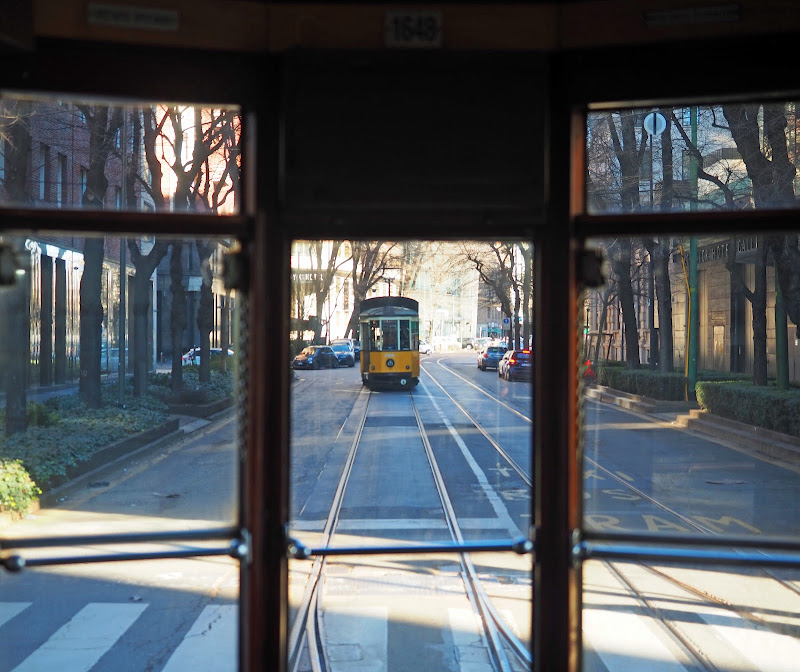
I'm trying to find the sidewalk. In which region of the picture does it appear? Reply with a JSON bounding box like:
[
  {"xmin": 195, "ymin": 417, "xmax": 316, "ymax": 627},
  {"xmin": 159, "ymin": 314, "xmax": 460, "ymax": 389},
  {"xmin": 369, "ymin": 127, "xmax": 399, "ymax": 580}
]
[{"xmin": 584, "ymin": 385, "xmax": 800, "ymax": 467}]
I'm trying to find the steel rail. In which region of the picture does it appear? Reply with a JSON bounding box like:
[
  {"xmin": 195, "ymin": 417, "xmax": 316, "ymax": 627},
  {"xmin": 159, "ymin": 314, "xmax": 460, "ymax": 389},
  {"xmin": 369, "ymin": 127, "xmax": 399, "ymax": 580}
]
[
  {"xmin": 601, "ymin": 560, "xmax": 717, "ymax": 672},
  {"xmin": 412, "ymin": 395, "xmax": 532, "ymax": 672},
  {"xmin": 286, "ymin": 387, "xmax": 371, "ymax": 672},
  {"xmin": 421, "ymin": 360, "xmax": 532, "ymax": 488}
]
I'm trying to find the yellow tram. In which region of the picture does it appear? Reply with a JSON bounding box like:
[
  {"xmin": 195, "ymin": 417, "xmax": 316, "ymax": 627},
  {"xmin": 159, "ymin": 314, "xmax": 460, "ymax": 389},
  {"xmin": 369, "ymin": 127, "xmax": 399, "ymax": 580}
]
[{"xmin": 359, "ymin": 296, "xmax": 420, "ymax": 389}]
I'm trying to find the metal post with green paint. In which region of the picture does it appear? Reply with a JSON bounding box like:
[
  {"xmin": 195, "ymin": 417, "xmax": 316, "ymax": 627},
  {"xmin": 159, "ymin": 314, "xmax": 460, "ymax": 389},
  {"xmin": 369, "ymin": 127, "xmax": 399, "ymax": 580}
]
[{"xmin": 687, "ymin": 106, "xmax": 699, "ymax": 401}]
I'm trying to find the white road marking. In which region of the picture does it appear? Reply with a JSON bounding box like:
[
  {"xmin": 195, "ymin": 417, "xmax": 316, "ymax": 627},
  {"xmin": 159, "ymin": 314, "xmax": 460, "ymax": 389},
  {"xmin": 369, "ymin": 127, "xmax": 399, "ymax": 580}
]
[
  {"xmin": 419, "ymin": 380, "xmax": 520, "ymax": 536},
  {"xmin": 11, "ymin": 603, "xmax": 147, "ymax": 672},
  {"xmin": 0, "ymin": 602, "xmax": 30, "ymax": 627},
  {"xmin": 448, "ymin": 608, "xmax": 493, "ymax": 672},
  {"xmin": 160, "ymin": 604, "xmax": 237, "ymax": 672},
  {"xmin": 324, "ymin": 605, "xmax": 387, "ymax": 672}
]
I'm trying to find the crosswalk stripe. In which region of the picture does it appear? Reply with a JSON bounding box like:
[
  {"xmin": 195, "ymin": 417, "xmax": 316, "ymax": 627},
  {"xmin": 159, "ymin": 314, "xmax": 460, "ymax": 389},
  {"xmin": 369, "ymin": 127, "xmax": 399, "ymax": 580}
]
[
  {"xmin": 324, "ymin": 605, "xmax": 387, "ymax": 672},
  {"xmin": 11, "ymin": 603, "xmax": 147, "ymax": 672},
  {"xmin": 0, "ymin": 602, "xmax": 31, "ymax": 628},
  {"xmin": 160, "ymin": 604, "xmax": 237, "ymax": 672},
  {"xmin": 448, "ymin": 608, "xmax": 494, "ymax": 672}
]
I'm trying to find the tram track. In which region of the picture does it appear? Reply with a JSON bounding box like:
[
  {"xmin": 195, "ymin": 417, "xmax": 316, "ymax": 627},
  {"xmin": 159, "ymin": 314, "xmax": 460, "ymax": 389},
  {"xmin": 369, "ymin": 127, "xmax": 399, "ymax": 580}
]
[
  {"xmin": 582, "ymin": 401, "xmax": 800, "ymax": 667},
  {"xmin": 288, "ymin": 386, "xmax": 531, "ymax": 672},
  {"xmin": 427, "ymin": 356, "xmax": 800, "ymax": 668}
]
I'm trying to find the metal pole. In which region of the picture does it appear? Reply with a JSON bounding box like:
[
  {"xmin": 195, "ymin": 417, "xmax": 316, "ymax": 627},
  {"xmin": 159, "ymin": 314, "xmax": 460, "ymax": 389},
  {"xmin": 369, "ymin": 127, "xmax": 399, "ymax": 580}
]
[
  {"xmin": 687, "ymin": 106, "xmax": 699, "ymax": 400},
  {"xmin": 119, "ymin": 112, "xmax": 127, "ymax": 405}
]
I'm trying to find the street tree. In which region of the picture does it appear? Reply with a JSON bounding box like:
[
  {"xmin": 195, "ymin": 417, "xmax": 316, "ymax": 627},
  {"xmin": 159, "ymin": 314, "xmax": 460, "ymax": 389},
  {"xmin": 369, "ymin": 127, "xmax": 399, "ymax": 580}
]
[
  {"xmin": 77, "ymin": 102, "xmax": 122, "ymax": 408},
  {"xmin": 138, "ymin": 105, "xmax": 240, "ymax": 388},
  {"xmin": 722, "ymin": 103, "xmax": 798, "ymax": 386},
  {"xmin": 1, "ymin": 98, "xmax": 33, "ymax": 432},
  {"xmin": 343, "ymin": 240, "xmax": 399, "ymax": 338},
  {"xmin": 459, "ymin": 242, "xmax": 523, "ymax": 349}
]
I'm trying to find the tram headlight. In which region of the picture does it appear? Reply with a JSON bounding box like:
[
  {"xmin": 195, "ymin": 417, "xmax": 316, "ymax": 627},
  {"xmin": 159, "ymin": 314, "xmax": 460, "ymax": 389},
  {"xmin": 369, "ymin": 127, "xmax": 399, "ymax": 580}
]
[{"xmin": 386, "ymin": 358, "xmax": 395, "ymax": 368}]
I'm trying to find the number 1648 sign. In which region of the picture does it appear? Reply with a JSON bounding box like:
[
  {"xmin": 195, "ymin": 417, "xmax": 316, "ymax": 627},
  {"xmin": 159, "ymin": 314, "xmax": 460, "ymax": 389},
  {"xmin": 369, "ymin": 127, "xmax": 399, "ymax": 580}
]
[{"xmin": 385, "ymin": 11, "xmax": 443, "ymax": 48}]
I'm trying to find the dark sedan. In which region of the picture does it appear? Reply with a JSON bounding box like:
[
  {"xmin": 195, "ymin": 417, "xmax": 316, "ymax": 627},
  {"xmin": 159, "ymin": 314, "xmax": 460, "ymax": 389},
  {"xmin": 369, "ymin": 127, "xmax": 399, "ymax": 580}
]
[
  {"xmin": 292, "ymin": 345, "xmax": 338, "ymax": 370},
  {"xmin": 498, "ymin": 349, "xmax": 533, "ymax": 381},
  {"xmin": 331, "ymin": 343, "xmax": 356, "ymax": 367}
]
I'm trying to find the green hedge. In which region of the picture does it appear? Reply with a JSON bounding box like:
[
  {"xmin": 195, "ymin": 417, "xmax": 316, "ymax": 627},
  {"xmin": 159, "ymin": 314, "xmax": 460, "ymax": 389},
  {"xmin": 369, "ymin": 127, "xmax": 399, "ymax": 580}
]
[
  {"xmin": 696, "ymin": 381, "xmax": 800, "ymax": 438},
  {"xmin": 596, "ymin": 367, "xmax": 687, "ymax": 400},
  {"xmin": 593, "ymin": 363, "xmax": 751, "ymax": 402}
]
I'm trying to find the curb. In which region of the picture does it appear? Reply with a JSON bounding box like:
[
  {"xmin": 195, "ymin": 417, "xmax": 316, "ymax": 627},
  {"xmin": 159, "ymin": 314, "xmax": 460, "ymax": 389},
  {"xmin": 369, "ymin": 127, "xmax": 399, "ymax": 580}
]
[
  {"xmin": 38, "ymin": 418, "xmax": 182, "ymax": 508},
  {"xmin": 585, "ymin": 384, "xmax": 800, "ymax": 466},
  {"xmin": 167, "ymin": 396, "xmax": 234, "ymax": 418}
]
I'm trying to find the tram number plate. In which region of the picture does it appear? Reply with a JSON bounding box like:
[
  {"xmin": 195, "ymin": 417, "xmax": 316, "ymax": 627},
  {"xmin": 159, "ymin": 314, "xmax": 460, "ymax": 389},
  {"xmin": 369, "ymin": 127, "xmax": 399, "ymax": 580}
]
[{"xmin": 385, "ymin": 11, "xmax": 443, "ymax": 48}]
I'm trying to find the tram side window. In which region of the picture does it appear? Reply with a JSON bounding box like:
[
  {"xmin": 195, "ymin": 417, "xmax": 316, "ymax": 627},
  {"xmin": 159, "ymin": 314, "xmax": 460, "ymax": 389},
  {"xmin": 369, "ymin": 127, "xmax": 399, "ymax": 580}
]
[
  {"xmin": 411, "ymin": 320, "xmax": 419, "ymax": 350},
  {"xmin": 399, "ymin": 320, "xmax": 410, "ymax": 350},
  {"xmin": 382, "ymin": 319, "xmax": 398, "ymax": 350},
  {"xmin": 368, "ymin": 320, "xmax": 381, "ymax": 351}
]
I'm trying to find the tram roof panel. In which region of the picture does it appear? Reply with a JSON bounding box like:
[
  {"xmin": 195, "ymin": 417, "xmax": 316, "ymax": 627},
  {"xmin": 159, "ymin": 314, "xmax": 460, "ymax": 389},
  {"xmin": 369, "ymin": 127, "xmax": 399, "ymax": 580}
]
[{"xmin": 359, "ymin": 296, "xmax": 419, "ymax": 317}]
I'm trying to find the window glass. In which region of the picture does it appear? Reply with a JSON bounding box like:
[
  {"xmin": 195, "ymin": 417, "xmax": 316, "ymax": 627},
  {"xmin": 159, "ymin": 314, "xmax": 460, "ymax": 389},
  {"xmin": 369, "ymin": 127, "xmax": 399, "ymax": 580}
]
[
  {"xmin": 0, "ymin": 232, "xmax": 243, "ymax": 668},
  {"xmin": 0, "ymin": 92, "xmax": 241, "ymax": 214},
  {"xmin": 289, "ymin": 239, "xmax": 533, "ymax": 670},
  {"xmin": 586, "ymin": 102, "xmax": 800, "ymax": 214},
  {"xmin": 583, "ymin": 558, "xmax": 800, "ymax": 671},
  {"xmin": 581, "ymin": 228, "xmax": 800, "ymax": 668}
]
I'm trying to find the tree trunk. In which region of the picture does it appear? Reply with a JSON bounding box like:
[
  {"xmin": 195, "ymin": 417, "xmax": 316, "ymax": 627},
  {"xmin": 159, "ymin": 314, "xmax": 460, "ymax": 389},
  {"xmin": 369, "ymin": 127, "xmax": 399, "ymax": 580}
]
[
  {"xmin": 609, "ymin": 239, "xmax": 640, "ymax": 368},
  {"xmin": 3, "ymin": 100, "xmax": 32, "ymax": 432},
  {"xmin": 752, "ymin": 241, "xmax": 768, "ymax": 386},
  {"xmin": 170, "ymin": 242, "xmax": 187, "ymax": 392},
  {"xmin": 4, "ymin": 244, "xmax": 30, "ymax": 434},
  {"xmin": 131, "ymin": 270, "xmax": 151, "ymax": 397},
  {"xmin": 128, "ymin": 239, "xmax": 169, "ymax": 397},
  {"xmin": 196, "ymin": 241, "xmax": 215, "ymax": 383},
  {"xmin": 654, "ymin": 239, "xmax": 674, "ymax": 373},
  {"xmin": 79, "ymin": 237, "xmax": 105, "ymax": 408}
]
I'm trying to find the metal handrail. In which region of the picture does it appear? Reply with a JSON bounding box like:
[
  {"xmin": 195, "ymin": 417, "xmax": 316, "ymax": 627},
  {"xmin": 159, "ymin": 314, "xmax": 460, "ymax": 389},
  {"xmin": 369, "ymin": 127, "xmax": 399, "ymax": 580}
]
[
  {"xmin": 287, "ymin": 536, "xmax": 534, "ymax": 559},
  {"xmin": 1, "ymin": 526, "xmax": 248, "ymax": 572},
  {"xmin": 574, "ymin": 530, "xmax": 800, "ymax": 569}
]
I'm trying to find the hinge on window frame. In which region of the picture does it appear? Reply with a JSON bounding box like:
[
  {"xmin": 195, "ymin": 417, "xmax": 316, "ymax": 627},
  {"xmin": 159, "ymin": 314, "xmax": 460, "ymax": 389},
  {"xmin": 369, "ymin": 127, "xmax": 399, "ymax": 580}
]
[
  {"xmin": 223, "ymin": 248, "xmax": 249, "ymax": 292},
  {"xmin": 578, "ymin": 248, "xmax": 605, "ymax": 288}
]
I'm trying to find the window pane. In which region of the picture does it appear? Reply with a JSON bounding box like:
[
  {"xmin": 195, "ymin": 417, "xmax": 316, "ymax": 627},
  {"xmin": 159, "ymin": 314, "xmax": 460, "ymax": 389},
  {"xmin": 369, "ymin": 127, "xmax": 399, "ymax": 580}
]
[
  {"xmin": 587, "ymin": 102, "xmax": 800, "ymax": 214},
  {"xmin": 0, "ymin": 92, "xmax": 241, "ymax": 214},
  {"xmin": 0, "ymin": 232, "xmax": 242, "ymax": 668},
  {"xmin": 581, "ymin": 230, "xmax": 800, "ymax": 664},
  {"xmin": 289, "ymin": 240, "xmax": 533, "ymax": 670},
  {"xmin": 583, "ymin": 559, "xmax": 800, "ymax": 670},
  {"xmin": 582, "ymin": 232, "xmax": 800, "ymax": 541}
]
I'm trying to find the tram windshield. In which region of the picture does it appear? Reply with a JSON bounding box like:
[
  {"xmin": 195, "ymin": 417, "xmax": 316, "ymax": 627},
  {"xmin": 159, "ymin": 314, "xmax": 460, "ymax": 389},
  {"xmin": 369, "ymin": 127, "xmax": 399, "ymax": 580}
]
[
  {"xmin": 365, "ymin": 318, "xmax": 418, "ymax": 351},
  {"xmin": 289, "ymin": 238, "xmax": 534, "ymax": 672}
]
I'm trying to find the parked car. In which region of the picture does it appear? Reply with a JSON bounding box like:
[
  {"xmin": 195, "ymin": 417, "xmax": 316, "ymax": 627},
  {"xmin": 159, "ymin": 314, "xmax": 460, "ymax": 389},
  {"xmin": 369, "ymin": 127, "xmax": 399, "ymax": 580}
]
[
  {"xmin": 461, "ymin": 337, "xmax": 476, "ymax": 349},
  {"xmin": 292, "ymin": 345, "xmax": 338, "ymax": 370},
  {"xmin": 331, "ymin": 338, "xmax": 359, "ymax": 361},
  {"xmin": 419, "ymin": 339, "xmax": 433, "ymax": 355},
  {"xmin": 477, "ymin": 345, "xmax": 507, "ymax": 370},
  {"xmin": 181, "ymin": 347, "xmax": 234, "ymax": 366},
  {"xmin": 498, "ymin": 349, "xmax": 533, "ymax": 381},
  {"xmin": 330, "ymin": 342, "xmax": 355, "ymax": 367}
]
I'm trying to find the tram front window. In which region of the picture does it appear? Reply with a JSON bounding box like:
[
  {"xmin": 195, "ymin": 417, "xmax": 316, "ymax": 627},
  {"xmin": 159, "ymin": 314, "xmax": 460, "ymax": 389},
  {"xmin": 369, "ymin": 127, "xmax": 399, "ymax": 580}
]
[{"xmin": 289, "ymin": 239, "xmax": 534, "ymax": 672}]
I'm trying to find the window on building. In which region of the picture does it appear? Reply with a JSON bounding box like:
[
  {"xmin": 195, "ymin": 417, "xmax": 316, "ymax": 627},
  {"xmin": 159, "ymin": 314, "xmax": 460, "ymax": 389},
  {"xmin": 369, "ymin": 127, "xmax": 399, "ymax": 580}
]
[
  {"xmin": 38, "ymin": 144, "xmax": 49, "ymax": 201},
  {"xmin": 56, "ymin": 154, "xmax": 67, "ymax": 206}
]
